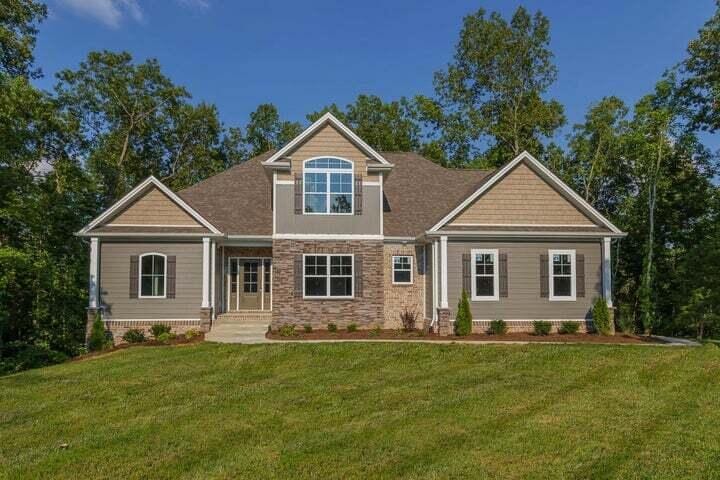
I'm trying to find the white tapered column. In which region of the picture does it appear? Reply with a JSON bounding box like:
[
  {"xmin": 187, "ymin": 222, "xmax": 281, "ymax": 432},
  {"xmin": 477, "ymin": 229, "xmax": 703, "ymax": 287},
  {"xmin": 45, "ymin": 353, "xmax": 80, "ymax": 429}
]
[
  {"xmin": 202, "ymin": 237, "xmax": 211, "ymax": 309},
  {"xmin": 89, "ymin": 237, "xmax": 99, "ymax": 309},
  {"xmin": 440, "ymin": 235, "xmax": 448, "ymax": 309},
  {"xmin": 602, "ymin": 237, "xmax": 613, "ymax": 308}
]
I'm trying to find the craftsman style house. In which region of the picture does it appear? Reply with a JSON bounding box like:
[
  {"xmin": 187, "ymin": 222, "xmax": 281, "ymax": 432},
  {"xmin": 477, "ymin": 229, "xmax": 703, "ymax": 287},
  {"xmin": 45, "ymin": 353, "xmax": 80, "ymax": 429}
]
[{"xmin": 78, "ymin": 113, "xmax": 625, "ymax": 341}]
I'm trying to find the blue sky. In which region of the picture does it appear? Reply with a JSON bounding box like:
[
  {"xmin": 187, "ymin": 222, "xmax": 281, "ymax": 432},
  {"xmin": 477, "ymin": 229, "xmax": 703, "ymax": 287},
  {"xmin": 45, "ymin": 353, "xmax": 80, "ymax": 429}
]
[{"xmin": 34, "ymin": 0, "xmax": 717, "ymax": 148}]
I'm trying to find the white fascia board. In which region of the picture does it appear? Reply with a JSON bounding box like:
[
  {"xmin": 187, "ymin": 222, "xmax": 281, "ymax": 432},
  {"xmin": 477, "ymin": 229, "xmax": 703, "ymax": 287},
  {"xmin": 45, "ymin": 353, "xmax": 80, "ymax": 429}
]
[
  {"xmin": 78, "ymin": 176, "xmax": 222, "ymax": 235},
  {"xmin": 262, "ymin": 112, "xmax": 390, "ymax": 166},
  {"xmin": 426, "ymin": 230, "xmax": 627, "ymax": 238},
  {"xmin": 428, "ymin": 151, "xmax": 624, "ymax": 234}
]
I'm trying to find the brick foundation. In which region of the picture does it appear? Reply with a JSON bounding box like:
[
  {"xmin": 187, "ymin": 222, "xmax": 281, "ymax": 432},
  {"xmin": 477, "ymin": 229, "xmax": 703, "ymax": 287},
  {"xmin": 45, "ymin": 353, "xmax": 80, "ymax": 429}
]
[
  {"xmin": 104, "ymin": 320, "xmax": 204, "ymax": 344},
  {"xmin": 200, "ymin": 307, "xmax": 213, "ymax": 332},
  {"xmin": 469, "ymin": 319, "xmax": 593, "ymax": 334},
  {"xmin": 437, "ymin": 308, "xmax": 452, "ymax": 336},
  {"xmin": 271, "ymin": 239, "xmax": 384, "ymax": 330}
]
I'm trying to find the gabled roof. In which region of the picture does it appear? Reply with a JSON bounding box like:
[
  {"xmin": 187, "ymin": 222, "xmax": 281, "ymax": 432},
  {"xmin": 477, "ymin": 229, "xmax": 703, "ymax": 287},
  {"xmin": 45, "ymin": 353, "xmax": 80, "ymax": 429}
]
[
  {"xmin": 78, "ymin": 176, "xmax": 221, "ymax": 236},
  {"xmin": 428, "ymin": 151, "xmax": 625, "ymax": 235},
  {"xmin": 262, "ymin": 112, "xmax": 392, "ymax": 167}
]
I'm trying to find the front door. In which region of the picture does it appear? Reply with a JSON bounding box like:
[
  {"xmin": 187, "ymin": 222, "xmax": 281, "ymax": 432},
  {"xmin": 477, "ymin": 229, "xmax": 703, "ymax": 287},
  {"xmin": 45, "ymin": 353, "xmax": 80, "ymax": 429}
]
[
  {"xmin": 227, "ymin": 258, "xmax": 271, "ymax": 311},
  {"xmin": 239, "ymin": 260, "xmax": 260, "ymax": 309}
]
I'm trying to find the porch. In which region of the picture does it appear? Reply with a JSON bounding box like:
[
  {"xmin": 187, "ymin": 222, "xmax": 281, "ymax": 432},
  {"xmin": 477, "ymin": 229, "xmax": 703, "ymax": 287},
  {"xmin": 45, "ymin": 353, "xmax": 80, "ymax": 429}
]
[{"xmin": 216, "ymin": 246, "xmax": 273, "ymax": 315}]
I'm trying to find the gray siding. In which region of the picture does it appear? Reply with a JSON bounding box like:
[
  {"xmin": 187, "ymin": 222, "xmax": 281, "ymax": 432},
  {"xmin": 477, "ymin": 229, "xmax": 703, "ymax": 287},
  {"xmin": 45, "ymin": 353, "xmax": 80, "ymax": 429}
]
[
  {"xmin": 446, "ymin": 240, "xmax": 602, "ymax": 320},
  {"xmin": 275, "ymin": 184, "xmax": 381, "ymax": 234},
  {"xmin": 100, "ymin": 242, "xmax": 203, "ymax": 320}
]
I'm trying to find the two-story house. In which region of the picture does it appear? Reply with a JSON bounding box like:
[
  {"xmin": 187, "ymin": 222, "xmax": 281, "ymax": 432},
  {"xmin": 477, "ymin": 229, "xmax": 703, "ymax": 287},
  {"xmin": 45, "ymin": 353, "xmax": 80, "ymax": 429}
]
[{"xmin": 77, "ymin": 113, "xmax": 625, "ymax": 341}]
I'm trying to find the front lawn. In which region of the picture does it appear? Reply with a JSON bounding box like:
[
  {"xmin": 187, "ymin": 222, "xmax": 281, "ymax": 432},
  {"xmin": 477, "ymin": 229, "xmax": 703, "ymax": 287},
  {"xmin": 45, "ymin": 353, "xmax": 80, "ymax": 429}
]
[{"xmin": 1, "ymin": 343, "xmax": 719, "ymax": 479}]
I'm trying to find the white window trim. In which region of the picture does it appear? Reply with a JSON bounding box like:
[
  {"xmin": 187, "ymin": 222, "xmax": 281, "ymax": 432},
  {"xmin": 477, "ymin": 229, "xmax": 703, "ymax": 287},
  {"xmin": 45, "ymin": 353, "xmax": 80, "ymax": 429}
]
[
  {"xmin": 471, "ymin": 248, "xmax": 499, "ymax": 301},
  {"xmin": 302, "ymin": 157, "xmax": 354, "ymax": 216},
  {"xmin": 391, "ymin": 255, "xmax": 413, "ymax": 285},
  {"xmin": 549, "ymin": 249, "xmax": 576, "ymax": 301},
  {"xmin": 302, "ymin": 253, "xmax": 354, "ymax": 299},
  {"xmin": 138, "ymin": 252, "xmax": 167, "ymax": 299}
]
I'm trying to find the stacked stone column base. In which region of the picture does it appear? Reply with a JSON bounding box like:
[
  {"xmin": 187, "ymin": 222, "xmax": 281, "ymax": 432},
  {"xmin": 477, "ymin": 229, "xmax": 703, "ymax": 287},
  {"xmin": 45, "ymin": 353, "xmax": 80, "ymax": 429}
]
[{"xmin": 437, "ymin": 308, "xmax": 452, "ymax": 336}]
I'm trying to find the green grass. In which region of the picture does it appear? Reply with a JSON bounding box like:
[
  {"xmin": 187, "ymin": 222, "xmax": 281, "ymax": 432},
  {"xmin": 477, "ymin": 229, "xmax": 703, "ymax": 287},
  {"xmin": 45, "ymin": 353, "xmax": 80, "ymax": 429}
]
[{"xmin": 2, "ymin": 343, "xmax": 720, "ymax": 479}]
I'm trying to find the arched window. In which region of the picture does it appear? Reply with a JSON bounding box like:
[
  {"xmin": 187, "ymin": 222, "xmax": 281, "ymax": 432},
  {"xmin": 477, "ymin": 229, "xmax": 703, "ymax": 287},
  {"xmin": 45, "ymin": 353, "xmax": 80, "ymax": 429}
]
[
  {"xmin": 139, "ymin": 253, "xmax": 166, "ymax": 298},
  {"xmin": 303, "ymin": 157, "xmax": 353, "ymax": 214}
]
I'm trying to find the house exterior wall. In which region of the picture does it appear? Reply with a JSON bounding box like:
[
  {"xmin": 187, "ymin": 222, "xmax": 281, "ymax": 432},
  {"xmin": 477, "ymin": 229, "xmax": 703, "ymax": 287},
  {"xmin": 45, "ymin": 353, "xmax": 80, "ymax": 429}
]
[
  {"xmin": 271, "ymin": 239, "xmax": 384, "ymax": 329},
  {"xmin": 107, "ymin": 187, "xmax": 203, "ymax": 227},
  {"xmin": 449, "ymin": 163, "xmax": 596, "ymax": 226},
  {"xmin": 445, "ymin": 240, "xmax": 602, "ymax": 331},
  {"xmin": 275, "ymin": 184, "xmax": 382, "ymax": 234},
  {"xmin": 382, "ymin": 244, "xmax": 426, "ymax": 328}
]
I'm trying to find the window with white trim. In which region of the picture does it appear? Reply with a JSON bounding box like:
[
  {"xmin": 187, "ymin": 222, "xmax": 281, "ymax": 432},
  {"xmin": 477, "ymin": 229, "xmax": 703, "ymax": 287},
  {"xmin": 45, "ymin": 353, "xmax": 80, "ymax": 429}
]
[
  {"xmin": 549, "ymin": 250, "xmax": 576, "ymax": 301},
  {"xmin": 303, "ymin": 157, "xmax": 353, "ymax": 214},
  {"xmin": 139, "ymin": 253, "xmax": 166, "ymax": 298},
  {"xmin": 392, "ymin": 255, "xmax": 413, "ymax": 284},
  {"xmin": 471, "ymin": 249, "xmax": 499, "ymax": 301},
  {"xmin": 304, "ymin": 254, "xmax": 353, "ymax": 298}
]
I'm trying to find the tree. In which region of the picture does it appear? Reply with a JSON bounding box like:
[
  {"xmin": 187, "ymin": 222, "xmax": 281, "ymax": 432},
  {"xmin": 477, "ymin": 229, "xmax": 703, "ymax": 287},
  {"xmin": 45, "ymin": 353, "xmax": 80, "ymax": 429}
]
[
  {"xmin": 431, "ymin": 6, "xmax": 565, "ymax": 167},
  {"xmin": 244, "ymin": 103, "xmax": 302, "ymax": 157},
  {"xmin": 0, "ymin": 0, "xmax": 47, "ymax": 78},
  {"xmin": 455, "ymin": 290, "xmax": 472, "ymax": 336}
]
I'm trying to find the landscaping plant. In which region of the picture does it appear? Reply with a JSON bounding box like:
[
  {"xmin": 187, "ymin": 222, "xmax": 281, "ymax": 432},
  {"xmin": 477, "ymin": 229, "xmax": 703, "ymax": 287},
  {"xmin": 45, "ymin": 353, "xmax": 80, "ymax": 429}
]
[
  {"xmin": 592, "ymin": 298, "xmax": 613, "ymax": 335},
  {"xmin": 88, "ymin": 313, "xmax": 111, "ymax": 351},
  {"xmin": 400, "ymin": 307, "xmax": 418, "ymax": 332},
  {"xmin": 489, "ymin": 319, "xmax": 508, "ymax": 335},
  {"xmin": 327, "ymin": 323, "xmax": 338, "ymax": 333},
  {"xmin": 303, "ymin": 324, "xmax": 313, "ymax": 333},
  {"xmin": 558, "ymin": 321, "xmax": 580, "ymax": 335},
  {"xmin": 184, "ymin": 329, "xmax": 200, "ymax": 340},
  {"xmin": 279, "ymin": 324, "xmax": 296, "ymax": 337},
  {"xmin": 532, "ymin": 320, "xmax": 552, "ymax": 336},
  {"xmin": 150, "ymin": 324, "xmax": 172, "ymax": 339},
  {"xmin": 347, "ymin": 323, "xmax": 358, "ymax": 333},
  {"xmin": 455, "ymin": 290, "xmax": 472, "ymax": 336},
  {"xmin": 122, "ymin": 329, "xmax": 146, "ymax": 344},
  {"xmin": 617, "ymin": 304, "xmax": 636, "ymax": 334}
]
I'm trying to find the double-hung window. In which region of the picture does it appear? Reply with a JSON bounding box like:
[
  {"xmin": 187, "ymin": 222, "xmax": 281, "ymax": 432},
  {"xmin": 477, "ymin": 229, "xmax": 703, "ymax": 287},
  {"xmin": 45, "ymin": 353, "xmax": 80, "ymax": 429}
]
[
  {"xmin": 549, "ymin": 250, "xmax": 576, "ymax": 301},
  {"xmin": 471, "ymin": 249, "xmax": 499, "ymax": 301},
  {"xmin": 303, "ymin": 157, "xmax": 353, "ymax": 214},
  {"xmin": 139, "ymin": 253, "xmax": 166, "ymax": 298},
  {"xmin": 304, "ymin": 254, "xmax": 353, "ymax": 298},
  {"xmin": 392, "ymin": 255, "xmax": 413, "ymax": 284}
]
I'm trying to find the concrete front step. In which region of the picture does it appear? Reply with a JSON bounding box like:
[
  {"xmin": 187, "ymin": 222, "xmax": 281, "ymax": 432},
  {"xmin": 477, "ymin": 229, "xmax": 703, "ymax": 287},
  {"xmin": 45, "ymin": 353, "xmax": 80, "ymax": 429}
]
[{"xmin": 207, "ymin": 311, "xmax": 270, "ymax": 343}]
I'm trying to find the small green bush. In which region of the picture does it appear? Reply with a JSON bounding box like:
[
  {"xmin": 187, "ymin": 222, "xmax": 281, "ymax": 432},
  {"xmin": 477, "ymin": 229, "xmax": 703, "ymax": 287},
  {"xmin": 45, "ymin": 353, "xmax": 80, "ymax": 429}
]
[
  {"xmin": 150, "ymin": 323, "xmax": 171, "ymax": 339},
  {"xmin": 368, "ymin": 325, "xmax": 381, "ymax": 337},
  {"xmin": 347, "ymin": 323, "xmax": 358, "ymax": 333},
  {"xmin": 122, "ymin": 329, "xmax": 146, "ymax": 343},
  {"xmin": 455, "ymin": 289, "xmax": 473, "ymax": 336},
  {"xmin": 303, "ymin": 324, "xmax": 313, "ymax": 333},
  {"xmin": 558, "ymin": 321, "xmax": 580, "ymax": 334},
  {"xmin": 184, "ymin": 329, "xmax": 200, "ymax": 340},
  {"xmin": 88, "ymin": 313, "xmax": 111, "ymax": 351},
  {"xmin": 617, "ymin": 304, "xmax": 636, "ymax": 334},
  {"xmin": 327, "ymin": 323, "xmax": 338, "ymax": 333},
  {"xmin": 592, "ymin": 298, "xmax": 612, "ymax": 335},
  {"xmin": 533, "ymin": 320, "xmax": 552, "ymax": 336},
  {"xmin": 279, "ymin": 324, "xmax": 296, "ymax": 337},
  {"xmin": 489, "ymin": 319, "xmax": 507, "ymax": 335},
  {"xmin": 156, "ymin": 332, "xmax": 176, "ymax": 344}
]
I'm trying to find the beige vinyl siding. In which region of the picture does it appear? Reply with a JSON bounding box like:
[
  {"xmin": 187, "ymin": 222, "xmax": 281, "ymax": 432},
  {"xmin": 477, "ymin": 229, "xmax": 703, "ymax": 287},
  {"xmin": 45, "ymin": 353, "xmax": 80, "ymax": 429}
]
[
  {"xmin": 107, "ymin": 187, "xmax": 203, "ymax": 227},
  {"xmin": 287, "ymin": 124, "xmax": 375, "ymax": 177},
  {"xmin": 449, "ymin": 163, "xmax": 596, "ymax": 226},
  {"xmin": 446, "ymin": 240, "xmax": 602, "ymax": 320},
  {"xmin": 100, "ymin": 242, "xmax": 202, "ymax": 320}
]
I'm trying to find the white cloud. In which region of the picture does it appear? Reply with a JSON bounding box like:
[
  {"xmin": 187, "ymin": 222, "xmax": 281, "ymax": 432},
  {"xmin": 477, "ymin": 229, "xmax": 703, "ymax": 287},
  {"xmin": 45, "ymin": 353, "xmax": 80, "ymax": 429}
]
[
  {"xmin": 177, "ymin": 0, "xmax": 210, "ymax": 8},
  {"xmin": 57, "ymin": 0, "xmax": 208, "ymax": 28}
]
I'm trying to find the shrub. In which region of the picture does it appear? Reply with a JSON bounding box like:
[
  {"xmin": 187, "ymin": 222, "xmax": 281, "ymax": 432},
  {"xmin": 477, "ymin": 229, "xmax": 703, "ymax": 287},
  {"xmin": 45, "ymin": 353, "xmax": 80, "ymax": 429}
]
[
  {"xmin": 533, "ymin": 320, "xmax": 552, "ymax": 336},
  {"xmin": 455, "ymin": 289, "xmax": 472, "ymax": 336},
  {"xmin": 279, "ymin": 324, "xmax": 296, "ymax": 337},
  {"xmin": 327, "ymin": 323, "xmax": 338, "ymax": 333},
  {"xmin": 400, "ymin": 307, "xmax": 418, "ymax": 332},
  {"xmin": 558, "ymin": 321, "xmax": 580, "ymax": 335},
  {"xmin": 489, "ymin": 319, "xmax": 507, "ymax": 335},
  {"xmin": 88, "ymin": 313, "xmax": 111, "ymax": 352},
  {"xmin": 150, "ymin": 323, "xmax": 171, "ymax": 339},
  {"xmin": 184, "ymin": 329, "xmax": 200, "ymax": 340},
  {"xmin": 156, "ymin": 332, "xmax": 176, "ymax": 344},
  {"xmin": 122, "ymin": 329, "xmax": 145, "ymax": 344},
  {"xmin": 347, "ymin": 323, "xmax": 358, "ymax": 333},
  {"xmin": 368, "ymin": 325, "xmax": 381, "ymax": 337},
  {"xmin": 0, "ymin": 341, "xmax": 68, "ymax": 374},
  {"xmin": 617, "ymin": 304, "xmax": 636, "ymax": 334},
  {"xmin": 303, "ymin": 324, "xmax": 313, "ymax": 333},
  {"xmin": 592, "ymin": 298, "xmax": 612, "ymax": 335}
]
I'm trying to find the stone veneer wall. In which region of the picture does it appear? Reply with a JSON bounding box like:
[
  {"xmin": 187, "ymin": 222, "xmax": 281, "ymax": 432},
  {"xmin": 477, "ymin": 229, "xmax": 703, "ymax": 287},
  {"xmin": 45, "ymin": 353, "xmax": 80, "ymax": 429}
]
[
  {"xmin": 271, "ymin": 239, "xmax": 383, "ymax": 329},
  {"xmin": 383, "ymin": 244, "xmax": 426, "ymax": 328}
]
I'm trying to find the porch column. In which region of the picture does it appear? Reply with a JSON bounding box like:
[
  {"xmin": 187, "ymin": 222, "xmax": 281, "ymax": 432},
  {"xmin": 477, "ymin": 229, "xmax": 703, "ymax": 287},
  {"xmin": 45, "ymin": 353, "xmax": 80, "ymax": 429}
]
[
  {"xmin": 440, "ymin": 235, "xmax": 448, "ymax": 309},
  {"xmin": 210, "ymin": 240, "xmax": 216, "ymax": 314},
  {"xmin": 202, "ymin": 237, "xmax": 211, "ymax": 309},
  {"xmin": 432, "ymin": 239, "xmax": 439, "ymax": 321},
  {"xmin": 602, "ymin": 237, "xmax": 613, "ymax": 308},
  {"xmin": 88, "ymin": 237, "xmax": 99, "ymax": 309}
]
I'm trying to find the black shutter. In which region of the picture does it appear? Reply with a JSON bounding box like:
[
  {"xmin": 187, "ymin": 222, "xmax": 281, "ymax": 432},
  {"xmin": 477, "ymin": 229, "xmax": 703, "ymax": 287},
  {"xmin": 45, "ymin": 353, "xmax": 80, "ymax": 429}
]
[
  {"xmin": 540, "ymin": 254, "xmax": 549, "ymax": 298},
  {"xmin": 462, "ymin": 253, "xmax": 471, "ymax": 294},
  {"xmin": 576, "ymin": 254, "xmax": 585, "ymax": 298},
  {"xmin": 354, "ymin": 176, "xmax": 363, "ymax": 215},
  {"xmin": 166, "ymin": 256, "xmax": 176, "ymax": 299},
  {"xmin": 294, "ymin": 174, "xmax": 303, "ymax": 214},
  {"xmin": 354, "ymin": 255, "xmax": 363, "ymax": 297},
  {"xmin": 129, "ymin": 255, "xmax": 139, "ymax": 298},
  {"xmin": 499, "ymin": 252, "xmax": 508, "ymax": 298},
  {"xmin": 294, "ymin": 255, "xmax": 303, "ymax": 297}
]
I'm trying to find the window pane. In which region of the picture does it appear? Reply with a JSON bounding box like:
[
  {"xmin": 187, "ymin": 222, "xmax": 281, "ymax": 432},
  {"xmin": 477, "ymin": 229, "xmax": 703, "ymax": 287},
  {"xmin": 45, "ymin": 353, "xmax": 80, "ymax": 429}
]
[
  {"xmin": 305, "ymin": 256, "xmax": 327, "ymax": 275},
  {"xmin": 476, "ymin": 276, "xmax": 494, "ymax": 296},
  {"xmin": 153, "ymin": 275, "xmax": 165, "ymax": 296},
  {"xmin": 304, "ymin": 172, "xmax": 327, "ymax": 192},
  {"xmin": 330, "ymin": 173, "xmax": 352, "ymax": 193},
  {"xmin": 153, "ymin": 255, "xmax": 165, "ymax": 275},
  {"xmin": 305, "ymin": 277, "xmax": 326, "ymax": 296},
  {"xmin": 330, "ymin": 277, "xmax": 352, "ymax": 296},
  {"xmin": 394, "ymin": 270, "xmax": 411, "ymax": 283},
  {"xmin": 330, "ymin": 194, "xmax": 352, "ymax": 213},
  {"xmin": 142, "ymin": 255, "xmax": 153, "ymax": 273},
  {"xmin": 141, "ymin": 276, "xmax": 152, "ymax": 296},
  {"xmin": 554, "ymin": 277, "xmax": 572, "ymax": 296},
  {"xmin": 305, "ymin": 194, "xmax": 326, "ymax": 213},
  {"xmin": 330, "ymin": 256, "xmax": 352, "ymax": 276}
]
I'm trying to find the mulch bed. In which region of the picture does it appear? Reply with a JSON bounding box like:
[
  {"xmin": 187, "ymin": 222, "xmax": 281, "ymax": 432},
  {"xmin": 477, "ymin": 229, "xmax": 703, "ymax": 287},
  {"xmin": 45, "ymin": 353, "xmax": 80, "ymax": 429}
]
[
  {"xmin": 267, "ymin": 330, "xmax": 664, "ymax": 344},
  {"xmin": 73, "ymin": 333, "xmax": 205, "ymax": 361}
]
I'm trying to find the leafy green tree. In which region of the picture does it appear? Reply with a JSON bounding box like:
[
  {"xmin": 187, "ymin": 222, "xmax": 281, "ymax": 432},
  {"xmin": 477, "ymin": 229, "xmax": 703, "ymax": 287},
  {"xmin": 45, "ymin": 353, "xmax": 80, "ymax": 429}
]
[
  {"xmin": 678, "ymin": 288, "xmax": 719, "ymax": 340},
  {"xmin": 244, "ymin": 103, "xmax": 302, "ymax": 157},
  {"xmin": 431, "ymin": 6, "xmax": 565, "ymax": 167},
  {"xmin": 0, "ymin": 0, "xmax": 47, "ymax": 78},
  {"xmin": 455, "ymin": 290, "xmax": 472, "ymax": 336}
]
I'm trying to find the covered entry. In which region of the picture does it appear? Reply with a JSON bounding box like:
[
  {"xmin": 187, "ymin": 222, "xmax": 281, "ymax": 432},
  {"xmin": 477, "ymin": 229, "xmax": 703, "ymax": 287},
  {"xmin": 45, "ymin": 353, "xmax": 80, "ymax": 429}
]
[{"xmin": 227, "ymin": 257, "xmax": 271, "ymax": 311}]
